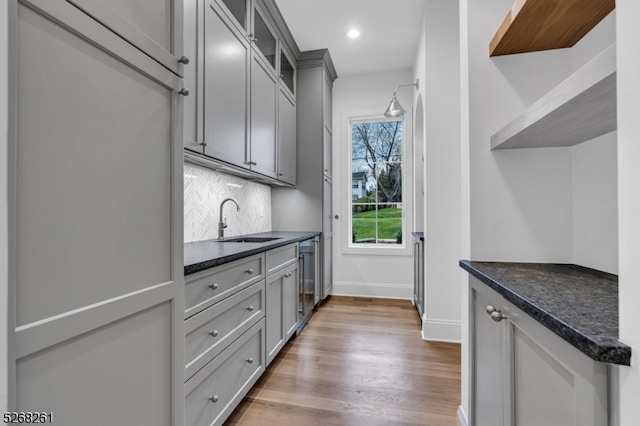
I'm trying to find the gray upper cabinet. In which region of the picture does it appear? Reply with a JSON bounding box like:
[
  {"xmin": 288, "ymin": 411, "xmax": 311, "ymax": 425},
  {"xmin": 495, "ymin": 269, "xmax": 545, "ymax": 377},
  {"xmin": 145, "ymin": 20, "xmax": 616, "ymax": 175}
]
[
  {"xmin": 65, "ymin": 0, "xmax": 185, "ymax": 76},
  {"xmin": 252, "ymin": 5, "xmax": 277, "ymax": 69},
  {"xmin": 8, "ymin": 0, "xmax": 184, "ymax": 423},
  {"xmin": 202, "ymin": 1, "xmax": 250, "ymax": 167},
  {"xmin": 218, "ymin": 0, "xmax": 248, "ymax": 31},
  {"xmin": 280, "ymin": 49, "xmax": 295, "ymax": 95},
  {"xmin": 249, "ymin": 52, "xmax": 278, "ymax": 177},
  {"xmin": 183, "ymin": 0, "xmax": 298, "ymax": 186},
  {"xmin": 278, "ymin": 87, "xmax": 296, "ymax": 185}
]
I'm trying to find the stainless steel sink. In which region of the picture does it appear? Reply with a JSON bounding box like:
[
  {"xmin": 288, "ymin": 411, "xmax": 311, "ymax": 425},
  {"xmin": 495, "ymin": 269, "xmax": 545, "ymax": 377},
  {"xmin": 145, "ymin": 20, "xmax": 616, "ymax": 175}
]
[{"xmin": 222, "ymin": 237, "xmax": 281, "ymax": 243}]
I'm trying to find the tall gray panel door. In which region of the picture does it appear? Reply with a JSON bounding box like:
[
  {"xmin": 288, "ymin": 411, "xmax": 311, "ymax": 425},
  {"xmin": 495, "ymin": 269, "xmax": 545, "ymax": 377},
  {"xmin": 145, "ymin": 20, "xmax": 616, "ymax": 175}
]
[
  {"xmin": 8, "ymin": 1, "xmax": 184, "ymax": 424},
  {"xmin": 65, "ymin": 0, "xmax": 185, "ymax": 75}
]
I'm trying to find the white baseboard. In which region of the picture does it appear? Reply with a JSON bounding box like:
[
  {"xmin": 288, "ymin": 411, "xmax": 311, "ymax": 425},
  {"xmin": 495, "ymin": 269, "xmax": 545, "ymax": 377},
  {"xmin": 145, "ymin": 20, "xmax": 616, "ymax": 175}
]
[
  {"xmin": 457, "ymin": 406, "xmax": 468, "ymax": 426},
  {"xmin": 331, "ymin": 281, "xmax": 412, "ymax": 300},
  {"xmin": 422, "ymin": 317, "xmax": 461, "ymax": 343}
]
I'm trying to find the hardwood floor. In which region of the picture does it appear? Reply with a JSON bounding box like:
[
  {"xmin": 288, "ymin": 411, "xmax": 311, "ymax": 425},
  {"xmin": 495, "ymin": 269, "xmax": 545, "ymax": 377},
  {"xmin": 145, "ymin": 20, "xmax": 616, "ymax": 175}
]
[{"xmin": 225, "ymin": 296, "xmax": 461, "ymax": 426}]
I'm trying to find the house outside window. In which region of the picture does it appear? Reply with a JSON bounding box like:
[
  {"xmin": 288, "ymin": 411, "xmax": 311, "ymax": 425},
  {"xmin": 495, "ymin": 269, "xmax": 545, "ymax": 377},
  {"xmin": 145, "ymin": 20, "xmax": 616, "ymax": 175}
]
[{"xmin": 349, "ymin": 117, "xmax": 404, "ymax": 247}]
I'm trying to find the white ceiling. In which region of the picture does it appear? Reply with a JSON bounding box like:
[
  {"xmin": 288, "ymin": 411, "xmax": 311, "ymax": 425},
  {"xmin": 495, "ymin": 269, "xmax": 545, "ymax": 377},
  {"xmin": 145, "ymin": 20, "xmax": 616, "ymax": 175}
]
[{"xmin": 274, "ymin": 0, "xmax": 428, "ymax": 77}]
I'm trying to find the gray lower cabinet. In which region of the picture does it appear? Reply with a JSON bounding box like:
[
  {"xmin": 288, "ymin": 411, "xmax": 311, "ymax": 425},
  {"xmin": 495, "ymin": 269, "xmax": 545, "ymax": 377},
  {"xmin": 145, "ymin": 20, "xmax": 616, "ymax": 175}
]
[
  {"xmin": 413, "ymin": 235, "xmax": 424, "ymax": 319},
  {"xmin": 469, "ymin": 277, "xmax": 608, "ymax": 426},
  {"xmin": 185, "ymin": 319, "xmax": 266, "ymax": 426},
  {"xmin": 265, "ymin": 243, "xmax": 300, "ymax": 365},
  {"xmin": 8, "ymin": 0, "xmax": 185, "ymax": 423},
  {"xmin": 184, "ymin": 242, "xmax": 299, "ymax": 424},
  {"xmin": 266, "ymin": 261, "xmax": 299, "ymax": 365}
]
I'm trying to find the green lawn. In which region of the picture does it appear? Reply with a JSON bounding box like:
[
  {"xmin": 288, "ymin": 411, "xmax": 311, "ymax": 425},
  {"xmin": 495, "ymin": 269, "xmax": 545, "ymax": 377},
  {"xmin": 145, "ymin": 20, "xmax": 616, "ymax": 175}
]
[{"xmin": 352, "ymin": 208, "xmax": 402, "ymax": 242}]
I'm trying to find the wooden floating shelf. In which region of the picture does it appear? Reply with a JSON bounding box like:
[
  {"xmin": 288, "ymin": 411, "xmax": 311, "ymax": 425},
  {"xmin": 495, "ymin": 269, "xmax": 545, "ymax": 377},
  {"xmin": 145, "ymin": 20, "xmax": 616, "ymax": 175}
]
[
  {"xmin": 491, "ymin": 43, "xmax": 616, "ymax": 150},
  {"xmin": 490, "ymin": 0, "xmax": 615, "ymax": 57}
]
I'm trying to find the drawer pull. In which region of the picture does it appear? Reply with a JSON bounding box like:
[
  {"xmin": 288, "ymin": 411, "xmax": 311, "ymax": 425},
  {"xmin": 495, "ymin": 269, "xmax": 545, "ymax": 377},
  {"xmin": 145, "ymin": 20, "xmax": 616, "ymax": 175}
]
[
  {"xmin": 246, "ymin": 357, "xmax": 254, "ymax": 364},
  {"xmin": 246, "ymin": 269, "xmax": 254, "ymax": 275},
  {"xmin": 209, "ymin": 283, "xmax": 219, "ymax": 291},
  {"xmin": 246, "ymin": 306, "xmax": 254, "ymax": 312},
  {"xmin": 209, "ymin": 330, "xmax": 219, "ymax": 337},
  {"xmin": 209, "ymin": 395, "xmax": 219, "ymax": 403}
]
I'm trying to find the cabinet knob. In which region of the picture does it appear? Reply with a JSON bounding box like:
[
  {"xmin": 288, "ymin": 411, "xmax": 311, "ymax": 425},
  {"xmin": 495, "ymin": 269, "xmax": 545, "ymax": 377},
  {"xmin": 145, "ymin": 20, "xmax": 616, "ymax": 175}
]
[
  {"xmin": 284, "ymin": 272, "xmax": 292, "ymax": 278},
  {"xmin": 490, "ymin": 311, "xmax": 505, "ymax": 322},
  {"xmin": 178, "ymin": 87, "xmax": 190, "ymax": 96},
  {"xmin": 178, "ymin": 55, "xmax": 190, "ymax": 64},
  {"xmin": 246, "ymin": 305, "xmax": 254, "ymax": 312},
  {"xmin": 334, "ymin": 215, "xmax": 339, "ymax": 219},
  {"xmin": 209, "ymin": 330, "xmax": 219, "ymax": 337},
  {"xmin": 244, "ymin": 161, "xmax": 257, "ymax": 166},
  {"xmin": 209, "ymin": 283, "xmax": 219, "ymax": 290},
  {"xmin": 246, "ymin": 357, "xmax": 254, "ymax": 364},
  {"xmin": 486, "ymin": 306, "xmax": 505, "ymax": 322},
  {"xmin": 246, "ymin": 268, "xmax": 254, "ymax": 275},
  {"xmin": 198, "ymin": 140, "xmax": 207, "ymax": 147},
  {"xmin": 249, "ymin": 34, "xmax": 258, "ymax": 43},
  {"xmin": 209, "ymin": 395, "xmax": 219, "ymax": 403},
  {"xmin": 485, "ymin": 305, "xmax": 497, "ymax": 315}
]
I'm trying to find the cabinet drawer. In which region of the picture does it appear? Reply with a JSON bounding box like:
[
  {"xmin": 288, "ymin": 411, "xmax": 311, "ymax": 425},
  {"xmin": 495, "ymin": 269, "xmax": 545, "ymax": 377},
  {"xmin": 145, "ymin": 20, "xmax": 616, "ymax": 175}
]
[
  {"xmin": 185, "ymin": 319, "xmax": 265, "ymax": 426},
  {"xmin": 184, "ymin": 281, "xmax": 265, "ymax": 381},
  {"xmin": 185, "ymin": 254, "xmax": 265, "ymax": 318},
  {"xmin": 266, "ymin": 243, "xmax": 298, "ymax": 275}
]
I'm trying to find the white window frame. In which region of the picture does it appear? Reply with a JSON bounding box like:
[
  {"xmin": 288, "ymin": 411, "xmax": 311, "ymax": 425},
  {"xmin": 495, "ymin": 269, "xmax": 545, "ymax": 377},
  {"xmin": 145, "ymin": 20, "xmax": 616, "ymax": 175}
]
[{"xmin": 345, "ymin": 115, "xmax": 408, "ymax": 253}]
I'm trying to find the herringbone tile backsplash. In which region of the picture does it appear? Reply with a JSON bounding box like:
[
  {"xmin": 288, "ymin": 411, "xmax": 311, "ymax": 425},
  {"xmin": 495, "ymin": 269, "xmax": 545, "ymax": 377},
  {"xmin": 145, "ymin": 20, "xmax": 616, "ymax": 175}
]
[{"xmin": 184, "ymin": 163, "xmax": 271, "ymax": 243}]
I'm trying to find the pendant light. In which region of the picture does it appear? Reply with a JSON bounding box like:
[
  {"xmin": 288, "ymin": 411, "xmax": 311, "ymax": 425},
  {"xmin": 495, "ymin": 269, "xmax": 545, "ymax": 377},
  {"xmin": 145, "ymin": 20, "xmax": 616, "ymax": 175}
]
[{"xmin": 383, "ymin": 79, "xmax": 419, "ymax": 118}]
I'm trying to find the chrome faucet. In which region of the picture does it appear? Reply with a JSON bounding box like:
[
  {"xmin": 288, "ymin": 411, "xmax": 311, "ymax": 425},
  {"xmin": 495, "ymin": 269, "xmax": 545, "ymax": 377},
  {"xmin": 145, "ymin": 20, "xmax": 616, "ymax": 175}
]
[{"xmin": 218, "ymin": 198, "xmax": 240, "ymax": 239}]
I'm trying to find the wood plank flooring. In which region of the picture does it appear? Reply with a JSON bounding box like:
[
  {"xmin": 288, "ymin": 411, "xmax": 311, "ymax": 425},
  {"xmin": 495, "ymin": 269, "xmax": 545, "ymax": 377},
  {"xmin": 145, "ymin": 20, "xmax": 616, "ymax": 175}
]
[{"xmin": 225, "ymin": 296, "xmax": 461, "ymax": 426}]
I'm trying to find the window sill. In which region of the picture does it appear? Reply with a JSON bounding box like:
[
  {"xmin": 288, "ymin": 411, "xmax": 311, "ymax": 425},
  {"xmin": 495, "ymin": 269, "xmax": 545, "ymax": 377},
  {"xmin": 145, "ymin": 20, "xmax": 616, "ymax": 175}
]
[{"xmin": 343, "ymin": 244, "xmax": 410, "ymax": 256}]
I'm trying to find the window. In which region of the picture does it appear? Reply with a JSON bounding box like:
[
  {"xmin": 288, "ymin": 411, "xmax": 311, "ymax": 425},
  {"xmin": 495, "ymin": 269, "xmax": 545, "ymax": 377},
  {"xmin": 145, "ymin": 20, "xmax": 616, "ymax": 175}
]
[{"xmin": 350, "ymin": 118, "xmax": 404, "ymax": 247}]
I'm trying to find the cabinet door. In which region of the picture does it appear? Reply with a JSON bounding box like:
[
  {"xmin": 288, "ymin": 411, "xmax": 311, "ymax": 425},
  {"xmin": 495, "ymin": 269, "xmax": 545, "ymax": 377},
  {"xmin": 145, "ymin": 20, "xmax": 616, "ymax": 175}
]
[
  {"xmin": 323, "ymin": 70, "xmax": 332, "ymax": 129},
  {"xmin": 251, "ymin": 5, "xmax": 276, "ymax": 70},
  {"xmin": 10, "ymin": 2, "xmax": 184, "ymax": 423},
  {"xmin": 183, "ymin": 0, "xmax": 203, "ymax": 151},
  {"xmin": 266, "ymin": 272, "xmax": 285, "ymax": 365},
  {"xmin": 65, "ymin": 0, "xmax": 184, "ymax": 75},
  {"xmin": 323, "ymin": 125, "xmax": 332, "ymax": 178},
  {"xmin": 249, "ymin": 52, "xmax": 277, "ymax": 178},
  {"xmin": 278, "ymin": 88, "xmax": 296, "ymax": 185},
  {"xmin": 322, "ymin": 234, "xmax": 333, "ymax": 299},
  {"xmin": 283, "ymin": 263, "xmax": 299, "ymax": 340},
  {"xmin": 203, "ymin": 2, "xmax": 249, "ymax": 167},
  {"xmin": 506, "ymin": 298, "xmax": 608, "ymax": 426},
  {"xmin": 470, "ymin": 279, "xmax": 505, "ymax": 426}
]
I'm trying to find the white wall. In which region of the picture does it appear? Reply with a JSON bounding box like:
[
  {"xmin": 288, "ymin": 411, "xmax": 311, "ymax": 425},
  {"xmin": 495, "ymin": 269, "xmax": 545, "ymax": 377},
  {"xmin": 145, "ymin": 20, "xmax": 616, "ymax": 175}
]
[
  {"xmin": 183, "ymin": 163, "xmax": 271, "ymax": 242},
  {"xmin": 332, "ymin": 69, "xmax": 414, "ymax": 299},
  {"xmin": 1, "ymin": 0, "xmax": 8, "ymax": 411},
  {"xmin": 616, "ymin": 0, "xmax": 640, "ymax": 424},
  {"xmin": 572, "ymin": 133, "xmax": 617, "ymax": 274},
  {"xmin": 414, "ymin": 0, "xmax": 462, "ymax": 343}
]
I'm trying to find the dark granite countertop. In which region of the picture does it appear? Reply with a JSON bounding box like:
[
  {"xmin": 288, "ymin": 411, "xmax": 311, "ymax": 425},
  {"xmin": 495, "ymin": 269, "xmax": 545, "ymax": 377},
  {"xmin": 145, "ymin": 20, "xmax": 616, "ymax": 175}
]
[
  {"xmin": 412, "ymin": 232, "xmax": 424, "ymax": 241},
  {"xmin": 460, "ymin": 260, "xmax": 631, "ymax": 366},
  {"xmin": 185, "ymin": 231, "xmax": 321, "ymax": 276}
]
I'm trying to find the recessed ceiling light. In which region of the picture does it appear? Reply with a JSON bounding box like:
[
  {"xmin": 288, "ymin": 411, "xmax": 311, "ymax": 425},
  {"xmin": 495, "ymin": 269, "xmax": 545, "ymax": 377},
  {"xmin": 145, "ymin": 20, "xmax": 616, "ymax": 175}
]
[{"xmin": 347, "ymin": 29, "xmax": 361, "ymax": 39}]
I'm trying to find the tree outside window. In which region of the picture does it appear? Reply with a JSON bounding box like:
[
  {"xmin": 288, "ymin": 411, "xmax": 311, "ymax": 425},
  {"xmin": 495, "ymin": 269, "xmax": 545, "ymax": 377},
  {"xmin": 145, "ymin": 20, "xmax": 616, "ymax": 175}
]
[{"xmin": 350, "ymin": 119, "xmax": 404, "ymax": 246}]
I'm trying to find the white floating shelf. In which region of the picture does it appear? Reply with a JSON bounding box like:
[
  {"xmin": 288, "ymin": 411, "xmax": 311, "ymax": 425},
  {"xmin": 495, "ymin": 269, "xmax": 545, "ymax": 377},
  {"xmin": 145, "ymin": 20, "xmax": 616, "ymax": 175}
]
[{"xmin": 491, "ymin": 43, "xmax": 616, "ymax": 150}]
